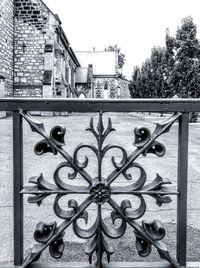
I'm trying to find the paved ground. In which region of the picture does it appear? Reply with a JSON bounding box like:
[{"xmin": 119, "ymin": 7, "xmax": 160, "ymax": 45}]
[{"xmin": 0, "ymin": 112, "xmax": 200, "ymax": 263}]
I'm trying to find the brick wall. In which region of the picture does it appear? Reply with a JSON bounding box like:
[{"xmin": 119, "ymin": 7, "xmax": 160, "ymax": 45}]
[
  {"xmin": 14, "ymin": 0, "xmax": 57, "ymax": 97},
  {"xmin": 0, "ymin": 0, "xmax": 14, "ymax": 97}
]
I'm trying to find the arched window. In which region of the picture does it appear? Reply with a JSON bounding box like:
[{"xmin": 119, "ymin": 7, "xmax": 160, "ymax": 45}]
[
  {"xmin": 79, "ymin": 93, "xmax": 86, "ymax": 99},
  {"xmin": 110, "ymin": 80, "xmax": 116, "ymax": 99},
  {"xmin": 95, "ymin": 81, "xmax": 102, "ymax": 98},
  {"xmin": 104, "ymin": 82, "xmax": 109, "ymax": 99}
]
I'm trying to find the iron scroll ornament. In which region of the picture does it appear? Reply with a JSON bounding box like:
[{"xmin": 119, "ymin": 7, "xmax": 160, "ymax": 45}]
[{"xmin": 20, "ymin": 110, "xmax": 180, "ymax": 268}]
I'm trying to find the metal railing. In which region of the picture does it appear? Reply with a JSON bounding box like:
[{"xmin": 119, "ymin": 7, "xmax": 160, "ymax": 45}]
[{"xmin": 0, "ymin": 98, "xmax": 200, "ymax": 268}]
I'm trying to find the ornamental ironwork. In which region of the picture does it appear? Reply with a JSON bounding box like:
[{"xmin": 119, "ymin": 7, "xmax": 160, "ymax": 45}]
[{"xmin": 20, "ymin": 110, "xmax": 180, "ymax": 268}]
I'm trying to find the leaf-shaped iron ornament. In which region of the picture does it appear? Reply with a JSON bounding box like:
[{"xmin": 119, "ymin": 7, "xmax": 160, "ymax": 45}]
[
  {"xmin": 33, "ymin": 222, "xmax": 65, "ymax": 259},
  {"xmin": 50, "ymin": 125, "xmax": 66, "ymax": 147},
  {"xmin": 143, "ymin": 173, "xmax": 174, "ymax": 207},
  {"xmin": 34, "ymin": 222, "xmax": 57, "ymax": 243},
  {"xmin": 134, "ymin": 127, "xmax": 151, "ymax": 148},
  {"xmin": 25, "ymin": 174, "xmax": 56, "ymax": 206},
  {"xmin": 142, "ymin": 220, "xmax": 166, "ymax": 241},
  {"xmin": 21, "ymin": 111, "xmax": 180, "ymax": 268},
  {"xmin": 136, "ymin": 233, "xmax": 152, "ymax": 257},
  {"xmin": 142, "ymin": 141, "xmax": 166, "ymax": 157},
  {"xmin": 86, "ymin": 112, "xmax": 115, "ymax": 142},
  {"xmin": 34, "ymin": 139, "xmax": 57, "ymax": 155},
  {"xmin": 49, "ymin": 232, "xmax": 65, "ymax": 259},
  {"xmin": 135, "ymin": 220, "xmax": 178, "ymax": 267},
  {"xmin": 134, "ymin": 127, "xmax": 166, "ymax": 157},
  {"xmin": 85, "ymin": 233, "xmax": 114, "ymax": 264}
]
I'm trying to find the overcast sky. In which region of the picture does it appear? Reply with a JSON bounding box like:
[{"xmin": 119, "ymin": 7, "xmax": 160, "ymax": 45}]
[{"xmin": 43, "ymin": 0, "xmax": 200, "ymax": 79}]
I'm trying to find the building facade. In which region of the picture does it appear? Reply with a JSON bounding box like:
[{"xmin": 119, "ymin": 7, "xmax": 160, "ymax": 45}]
[
  {"xmin": 0, "ymin": 0, "xmax": 130, "ymax": 100},
  {"xmin": 0, "ymin": 0, "xmax": 14, "ymax": 97},
  {"xmin": 75, "ymin": 51, "xmax": 130, "ymax": 99},
  {"xmin": 0, "ymin": 0, "xmax": 80, "ymax": 99}
]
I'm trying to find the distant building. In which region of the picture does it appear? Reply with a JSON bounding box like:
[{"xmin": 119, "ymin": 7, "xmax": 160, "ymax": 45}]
[
  {"xmin": 75, "ymin": 51, "xmax": 130, "ymax": 99},
  {"xmin": 0, "ymin": 0, "xmax": 130, "ymax": 100}
]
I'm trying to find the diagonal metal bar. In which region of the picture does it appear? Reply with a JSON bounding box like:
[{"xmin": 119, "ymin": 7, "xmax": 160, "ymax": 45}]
[
  {"xmin": 107, "ymin": 113, "xmax": 181, "ymax": 185},
  {"xmin": 20, "ymin": 110, "xmax": 93, "ymax": 186},
  {"xmin": 108, "ymin": 198, "xmax": 179, "ymax": 268},
  {"xmin": 21, "ymin": 197, "xmax": 92, "ymax": 268}
]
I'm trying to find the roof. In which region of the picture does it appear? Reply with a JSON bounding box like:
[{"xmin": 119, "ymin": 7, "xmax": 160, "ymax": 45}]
[
  {"xmin": 75, "ymin": 68, "xmax": 88, "ymax": 83},
  {"xmin": 41, "ymin": 0, "xmax": 80, "ymax": 67}
]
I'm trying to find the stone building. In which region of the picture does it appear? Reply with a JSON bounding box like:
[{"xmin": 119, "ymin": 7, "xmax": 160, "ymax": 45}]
[
  {"xmin": 0, "ymin": 0, "xmax": 130, "ymax": 100},
  {"xmin": 75, "ymin": 51, "xmax": 130, "ymax": 99},
  {"xmin": 14, "ymin": 0, "xmax": 81, "ymax": 98},
  {"xmin": 0, "ymin": 0, "xmax": 80, "ymax": 98},
  {"xmin": 0, "ymin": 0, "xmax": 14, "ymax": 97}
]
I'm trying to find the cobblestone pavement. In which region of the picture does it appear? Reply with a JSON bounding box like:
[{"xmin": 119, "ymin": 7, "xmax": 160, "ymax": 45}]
[{"xmin": 0, "ymin": 112, "xmax": 200, "ymax": 263}]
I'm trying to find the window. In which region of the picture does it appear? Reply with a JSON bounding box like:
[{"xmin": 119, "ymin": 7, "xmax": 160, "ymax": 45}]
[{"xmin": 104, "ymin": 82, "xmax": 109, "ymax": 99}]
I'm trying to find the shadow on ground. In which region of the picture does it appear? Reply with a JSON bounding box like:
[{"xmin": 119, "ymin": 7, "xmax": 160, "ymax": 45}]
[{"xmin": 31, "ymin": 223, "xmax": 200, "ymax": 263}]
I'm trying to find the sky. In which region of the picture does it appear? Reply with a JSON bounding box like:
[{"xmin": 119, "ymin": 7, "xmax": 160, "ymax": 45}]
[{"xmin": 43, "ymin": 0, "xmax": 200, "ymax": 79}]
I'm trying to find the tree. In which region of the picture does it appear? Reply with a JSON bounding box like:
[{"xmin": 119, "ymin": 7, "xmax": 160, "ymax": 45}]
[
  {"xmin": 129, "ymin": 46, "xmax": 171, "ymax": 98},
  {"xmin": 171, "ymin": 16, "xmax": 200, "ymax": 98},
  {"xmin": 150, "ymin": 47, "xmax": 167, "ymax": 98},
  {"xmin": 129, "ymin": 66, "xmax": 141, "ymax": 98},
  {"xmin": 129, "ymin": 16, "xmax": 200, "ymax": 102},
  {"xmin": 105, "ymin": 45, "xmax": 126, "ymax": 78},
  {"xmin": 164, "ymin": 29, "xmax": 175, "ymax": 95}
]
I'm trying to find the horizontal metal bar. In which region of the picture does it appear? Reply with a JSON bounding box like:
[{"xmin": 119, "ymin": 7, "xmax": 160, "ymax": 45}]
[
  {"xmin": 0, "ymin": 98, "xmax": 200, "ymax": 112},
  {"xmin": 111, "ymin": 190, "xmax": 179, "ymax": 195},
  {"xmin": 2, "ymin": 262, "xmax": 200, "ymax": 268},
  {"xmin": 20, "ymin": 190, "xmax": 88, "ymax": 194},
  {"xmin": 28, "ymin": 262, "xmax": 174, "ymax": 268},
  {"xmin": 20, "ymin": 190, "xmax": 179, "ymax": 195}
]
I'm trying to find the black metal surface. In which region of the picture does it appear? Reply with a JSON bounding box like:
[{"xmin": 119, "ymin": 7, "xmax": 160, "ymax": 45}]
[
  {"xmin": 1, "ymin": 98, "xmax": 200, "ymax": 112},
  {"xmin": 177, "ymin": 113, "xmax": 189, "ymax": 266},
  {"xmin": 13, "ymin": 111, "xmax": 24, "ymax": 266},
  {"xmin": 19, "ymin": 110, "xmax": 180, "ymax": 268}
]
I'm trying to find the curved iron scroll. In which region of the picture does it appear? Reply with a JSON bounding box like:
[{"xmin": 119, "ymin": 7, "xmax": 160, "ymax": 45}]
[{"xmin": 20, "ymin": 110, "xmax": 180, "ymax": 268}]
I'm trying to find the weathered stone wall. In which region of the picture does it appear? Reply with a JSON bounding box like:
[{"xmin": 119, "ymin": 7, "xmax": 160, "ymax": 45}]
[
  {"xmin": 14, "ymin": 0, "xmax": 79, "ymax": 98},
  {"xmin": 93, "ymin": 77, "xmax": 130, "ymax": 99},
  {"xmin": 93, "ymin": 78, "xmax": 117, "ymax": 99},
  {"xmin": 53, "ymin": 41, "xmax": 78, "ymax": 98},
  {"xmin": 14, "ymin": 0, "xmax": 57, "ymax": 97},
  {"xmin": 0, "ymin": 0, "xmax": 14, "ymax": 97},
  {"xmin": 0, "ymin": 0, "xmax": 84, "ymax": 99},
  {"xmin": 117, "ymin": 78, "xmax": 131, "ymax": 99}
]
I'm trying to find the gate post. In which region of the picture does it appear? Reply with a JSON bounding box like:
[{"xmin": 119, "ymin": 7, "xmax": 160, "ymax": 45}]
[
  {"xmin": 13, "ymin": 111, "xmax": 24, "ymax": 265},
  {"xmin": 177, "ymin": 112, "xmax": 189, "ymax": 267}
]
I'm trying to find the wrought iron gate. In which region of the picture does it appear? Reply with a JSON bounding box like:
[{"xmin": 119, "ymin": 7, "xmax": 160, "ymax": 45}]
[{"xmin": 1, "ymin": 98, "xmax": 200, "ymax": 267}]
